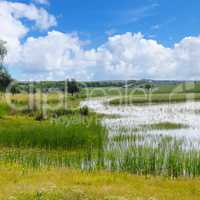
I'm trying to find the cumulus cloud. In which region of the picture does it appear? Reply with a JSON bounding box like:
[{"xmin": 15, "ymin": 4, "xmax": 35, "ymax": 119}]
[
  {"xmin": 1, "ymin": 1, "xmax": 200, "ymax": 81},
  {"xmin": 95, "ymin": 33, "xmax": 174, "ymax": 80},
  {"xmin": 0, "ymin": 1, "xmax": 56, "ymax": 30},
  {"xmin": 94, "ymin": 33, "xmax": 200, "ymax": 80},
  {"xmin": 10, "ymin": 31, "xmax": 200, "ymax": 81},
  {"xmin": 173, "ymin": 36, "xmax": 200, "ymax": 80},
  {"xmin": 16, "ymin": 31, "xmax": 96, "ymax": 80},
  {"xmin": 0, "ymin": 0, "xmax": 56, "ymax": 71}
]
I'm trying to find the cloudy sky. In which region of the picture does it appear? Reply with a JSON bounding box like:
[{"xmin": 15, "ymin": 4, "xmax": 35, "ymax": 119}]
[{"xmin": 1, "ymin": 0, "xmax": 200, "ymax": 81}]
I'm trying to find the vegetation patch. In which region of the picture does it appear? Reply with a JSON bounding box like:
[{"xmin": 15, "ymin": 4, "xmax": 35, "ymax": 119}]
[
  {"xmin": 146, "ymin": 122, "xmax": 188, "ymax": 130},
  {"xmin": 109, "ymin": 93, "xmax": 200, "ymax": 105},
  {"xmin": 1, "ymin": 166, "xmax": 200, "ymax": 200},
  {"xmin": 113, "ymin": 122, "xmax": 188, "ymax": 135},
  {"xmin": 0, "ymin": 116, "xmax": 106, "ymax": 150}
]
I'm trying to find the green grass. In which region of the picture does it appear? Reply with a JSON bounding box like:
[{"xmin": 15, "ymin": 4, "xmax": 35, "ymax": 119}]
[
  {"xmin": 0, "ymin": 94, "xmax": 199, "ymax": 178},
  {"xmin": 113, "ymin": 122, "xmax": 188, "ymax": 134},
  {"xmin": 1, "ymin": 124, "xmax": 200, "ymax": 178},
  {"xmin": 147, "ymin": 122, "xmax": 188, "ymax": 130},
  {"xmin": 107, "ymin": 135, "xmax": 200, "ymax": 177},
  {"xmin": 0, "ymin": 116, "xmax": 106, "ymax": 150},
  {"xmin": 109, "ymin": 93, "xmax": 200, "ymax": 105},
  {"xmin": 0, "ymin": 103, "xmax": 10, "ymax": 118},
  {"xmin": 1, "ymin": 91, "xmax": 200, "ymax": 181},
  {"xmin": 2, "ymin": 86, "xmax": 200, "ymax": 198}
]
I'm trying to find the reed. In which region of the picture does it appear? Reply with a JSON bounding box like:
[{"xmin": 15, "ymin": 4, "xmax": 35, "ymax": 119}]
[
  {"xmin": 0, "ymin": 116, "xmax": 106, "ymax": 150},
  {"xmin": 1, "ymin": 127, "xmax": 200, "ymax": 178},
  {"xmin": 1, "ymin": 93, "xmax": 200, "ymax": 178}
]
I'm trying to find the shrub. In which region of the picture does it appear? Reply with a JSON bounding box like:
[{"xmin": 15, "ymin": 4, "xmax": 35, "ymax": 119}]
[{"xmin": 80, "ymin": 106, "xmax": 89, "ymax": 116}]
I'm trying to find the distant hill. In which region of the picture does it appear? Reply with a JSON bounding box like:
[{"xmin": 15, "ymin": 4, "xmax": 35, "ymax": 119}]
[{"xmin": 14, "ymin": 79, "xmax": 200, "ymax": 93}]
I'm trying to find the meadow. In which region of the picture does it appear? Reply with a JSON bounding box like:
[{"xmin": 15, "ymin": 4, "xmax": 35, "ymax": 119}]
[
  {"xmin": 1, "ymin": 166, "xmax": 200, "ymax": 200},
  {"xmin": 1, "ymin": 83, "xmax": 200, "ymax": 199}
]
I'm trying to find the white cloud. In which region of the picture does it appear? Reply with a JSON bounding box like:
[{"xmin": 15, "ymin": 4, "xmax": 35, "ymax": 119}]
[
  {"xmin": 33, "ymin": 0, "xmax": 49, "ymax": 5},
  {"xmin": 16, "ymin": 31, "xmax": 96, "ymax": 80},
  {"xmin": 0, "ymin": 0, "xmax": 56, "ymax": 69},
  {"xmin": 95, "ymin": 33, "xmax": 174, "ymax": 80},
  {"xmin": 173, "ymin": 36, "xmax": 200, "ymax": 79},
  {"xmin": 11, "ymin": 31, "xmax": 200, "ymax": 81},
  {"xmin": 0, "ymin": 1, "xmax": 56, "ymax": 30},
  {"xmin": 94, "ymin": 33, "xmax": 200, "ymax": 80},
  {"xmin": 1, "ymin": 1, "xmax": 200, "ymax": 81}
]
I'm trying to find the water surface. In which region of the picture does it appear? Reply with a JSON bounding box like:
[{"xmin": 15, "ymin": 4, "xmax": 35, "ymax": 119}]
[{"xmin": 81, "ymin": 98, "xmax": 200, "ymax": 140}]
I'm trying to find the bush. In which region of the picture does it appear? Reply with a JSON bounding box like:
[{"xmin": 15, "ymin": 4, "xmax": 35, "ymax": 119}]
[{"xmin": 80, "ymin": 106, "xmax": 89, "ymax": 116}]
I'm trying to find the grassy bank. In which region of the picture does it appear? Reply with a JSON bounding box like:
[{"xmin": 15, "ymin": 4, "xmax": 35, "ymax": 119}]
[
  {"xmin": 1, "ymin": 165, "xmax": 200, "ymax": 200},
  {"xmin": 109, "ymin": 93, "xmax": 200, "ymax": 105}
]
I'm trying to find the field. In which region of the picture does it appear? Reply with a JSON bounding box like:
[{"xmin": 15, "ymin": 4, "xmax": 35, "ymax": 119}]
[
  {"xmin": 1, "ymin": 166, "xmax": 200, "ymax": 200},
  {"xmin": 1, "ymin": 82, "xmax": 200, "ymax": 199}
]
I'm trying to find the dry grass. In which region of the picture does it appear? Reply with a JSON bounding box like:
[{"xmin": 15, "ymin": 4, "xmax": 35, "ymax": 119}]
[{"xmin": 0, "ymin": 165, "xmax": 200, "ymax": 200}]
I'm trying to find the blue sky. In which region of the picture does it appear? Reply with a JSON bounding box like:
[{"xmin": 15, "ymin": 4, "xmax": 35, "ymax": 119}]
[
  {"xmin": 7, "ymin": 0, "xmax": 200, "ymax": 46},
  {"xmin": 24, "ymin": 0, "xmax": 200, "ymax": 47},
  {"xmin": 1, "ymin": 0, "xmax": 200, "ymax": 80}
]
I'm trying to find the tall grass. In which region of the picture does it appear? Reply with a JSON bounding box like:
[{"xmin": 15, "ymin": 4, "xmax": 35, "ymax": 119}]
[
  {"xmin": 0, "ymin": 116, "xmax": 106, "ymax": 150},
  {"xmin": 106, "ymin": 134, "xmax": 200, "ymax": 177},
  {"xmin": 2, "ymin": 92, "xmax": 200, "ymax": 178},
  {"xmin": 0, "ymin": 103, "xmax": 10, "ymax": 118},
  {"xmin": 1, "ymin": 124, "xmax": 200, "ymax": 178}
]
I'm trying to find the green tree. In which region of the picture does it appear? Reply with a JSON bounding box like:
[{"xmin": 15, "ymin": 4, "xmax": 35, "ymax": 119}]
[
  {"xmin": 10, "ymin": 85, "xmax": 21, "ymax": 95},
  {"xmin": 0, "ymin": 40, "xmax": 11, "ymax": 91},
  {"xmin": 67, "ymin": 79, "xmax": 80, "ymax": 96},
  {"xmin": 144, "ymin": 84, "xmax": 152, "ymax": 92}
]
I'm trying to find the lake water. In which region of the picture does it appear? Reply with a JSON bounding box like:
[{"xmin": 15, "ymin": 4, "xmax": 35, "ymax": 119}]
[{"xmin": 81, "ymin": 98, "xmax": 200, "ymax": 140}]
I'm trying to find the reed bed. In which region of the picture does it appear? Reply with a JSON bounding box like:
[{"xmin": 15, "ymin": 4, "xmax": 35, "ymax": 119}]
[
  {"xmin": 0, "ymin": 116, "xmax": 106, "ymax": 150},
  {"xmin": 1, "ymin": 130, "xmax": 200, "ymax": 178},
  {"xmin": 106, "ymin": 134, "xmax": 200, "ymax": 177},
  {"xmin": 1, "ymin": 94, "xmax": 200, "ymax": 178}
]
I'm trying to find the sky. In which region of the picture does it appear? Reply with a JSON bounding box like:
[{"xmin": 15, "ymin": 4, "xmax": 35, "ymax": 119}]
[{"xmin": 1, "ymin": 0, "xmax": 200, "ymax": 81}]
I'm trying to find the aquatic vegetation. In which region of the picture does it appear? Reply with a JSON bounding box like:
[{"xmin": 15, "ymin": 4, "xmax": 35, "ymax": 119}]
[
  {"xmin": 107, "ymin": 134, "xmax": 200, "ymax": 177},
  {"xmin": 79, "ymin": 98, "xmax": 200, "ymax": 177},
  {"xmin": 1, "ymin": 95, "xmax": 200, "ymax": 178},
  {"xmin": 83, "ymin": 98, "xmax": 200, "ymax": 138}
]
